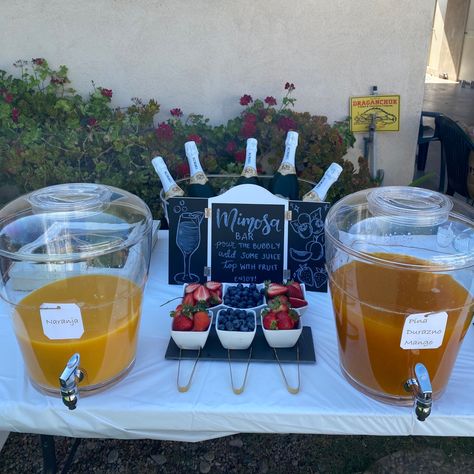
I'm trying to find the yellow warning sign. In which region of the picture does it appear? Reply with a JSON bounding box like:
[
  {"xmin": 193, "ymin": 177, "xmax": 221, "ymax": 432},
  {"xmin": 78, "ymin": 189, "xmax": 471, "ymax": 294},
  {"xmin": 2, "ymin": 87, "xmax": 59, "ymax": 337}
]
[{"xmin": 350, "ymin": 95, "xmax": 400, "ymax": 132}]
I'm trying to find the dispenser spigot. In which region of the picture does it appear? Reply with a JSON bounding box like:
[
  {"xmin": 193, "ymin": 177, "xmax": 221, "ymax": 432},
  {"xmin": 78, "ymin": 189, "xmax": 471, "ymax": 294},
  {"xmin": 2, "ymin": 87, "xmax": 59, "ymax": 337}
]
[
  {"xmin": 404, "ymin": 363, "xmax": 432, "ymax": 421},
  {"xmin": 59, "ymin": 353, "xmax": 84, "ymax": 410}
]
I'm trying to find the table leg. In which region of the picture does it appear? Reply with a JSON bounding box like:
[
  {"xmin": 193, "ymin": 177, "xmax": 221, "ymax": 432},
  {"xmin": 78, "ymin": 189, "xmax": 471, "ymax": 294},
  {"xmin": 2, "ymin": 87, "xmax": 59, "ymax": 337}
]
[{"xmin": 40, "ymin": 434, "xmax": 57, "ymax": 474}]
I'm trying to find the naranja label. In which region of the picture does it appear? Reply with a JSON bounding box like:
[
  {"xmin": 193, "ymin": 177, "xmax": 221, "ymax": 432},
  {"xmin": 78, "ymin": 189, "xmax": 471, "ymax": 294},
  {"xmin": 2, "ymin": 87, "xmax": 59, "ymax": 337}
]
[
  {"xmin": 40, "ymin": 303, "xmax": 84, "ymax": 340},
  {"xmin": 400, "ymin": 311, "xmax": 447, "ymax": 350}
]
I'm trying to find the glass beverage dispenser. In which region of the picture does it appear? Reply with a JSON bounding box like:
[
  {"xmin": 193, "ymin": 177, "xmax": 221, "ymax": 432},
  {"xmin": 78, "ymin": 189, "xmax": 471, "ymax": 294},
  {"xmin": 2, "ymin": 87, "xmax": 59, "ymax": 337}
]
[
  {"xmin": 0, "ymin": 184, "xmax": 153, "ymax": 408},
  {"xmin": 325, "ymin": 187, "xmax": 474, "ymax": 420}
]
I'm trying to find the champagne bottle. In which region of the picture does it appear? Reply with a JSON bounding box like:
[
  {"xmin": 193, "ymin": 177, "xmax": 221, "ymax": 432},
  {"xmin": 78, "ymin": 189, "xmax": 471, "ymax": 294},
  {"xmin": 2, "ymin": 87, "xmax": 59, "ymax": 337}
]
[
  {"xmin": 270, "ymin": 131, "xmax": 299, "ymax": 200},
  {"xmin": 184, "ymin": 141, "xmax": 215, "ymax": 198},
  {"xmin": 303, "ymin": 162, "xmax": 343, "ymax": 202},
  {"xmin": 151, "ymin": 156, "xmax": 185, "ymax": 199},
  {"xmin": 236, "ymin": 138, "xmax": 260, "ymax": 186}
]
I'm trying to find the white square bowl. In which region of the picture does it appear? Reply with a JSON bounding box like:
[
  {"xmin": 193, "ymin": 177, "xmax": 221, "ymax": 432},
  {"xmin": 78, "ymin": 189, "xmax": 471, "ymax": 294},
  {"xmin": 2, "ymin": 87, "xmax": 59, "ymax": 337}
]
[
  {"xmin": 216, "ymin": 308, "xmax": 257, "ymax": 350},
  {"xmin": 260, "ymin": 313, "xmax": 303, "ymax": 349},
  {"xmin": 170, "ymin": 311, "xmax": 213, "ymax": 350},
  {"xmin": 221, "ymin": 283, "xmax": 266, "ymax": 317}
]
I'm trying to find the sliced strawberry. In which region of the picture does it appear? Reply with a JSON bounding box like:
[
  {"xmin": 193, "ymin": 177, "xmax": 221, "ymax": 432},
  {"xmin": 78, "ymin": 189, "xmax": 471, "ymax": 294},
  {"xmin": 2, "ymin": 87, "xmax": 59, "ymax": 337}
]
[
  {"xmin": 289, "ymin": 296, "xmax": 308, "ymax": 308},
  {"xmin": 185, "ymin": 283, "xmax": 201, "ymax": 294},
  {"xmin": 265, "ymin": 282, "xmax": 288, "ymax": 298},
  {"xmin": 193, "ymin": 284, "xmax": 210, "ymax": 303},
  {"xmin": 208, "ymin": 290, "xmax": 222, "ymax": 306},
  {"xmin": 286, "ymin": 281, "xmax": 304, "ymax": 299},
  {"xmin": 192, "ymin": 310, "xmax": 210, "ymax": 331},
  {"xmin": 205, "ymin": 281, "xmax": 222, "ymax": 292},
  {"xmin": 182, "ymin": 292, "xmax": 195, "ymax": 306}
]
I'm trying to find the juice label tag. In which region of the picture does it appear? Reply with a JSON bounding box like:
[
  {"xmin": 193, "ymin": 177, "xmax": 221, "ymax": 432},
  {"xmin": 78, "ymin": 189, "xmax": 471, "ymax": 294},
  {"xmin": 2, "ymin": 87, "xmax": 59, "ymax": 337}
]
[
  {"xmin": 40, "ymin": 303, "xmax": 84, "ymax": 340},
  {"xmin": 400, "ymin": 311, "xmax": 448, "ymax": 350}
]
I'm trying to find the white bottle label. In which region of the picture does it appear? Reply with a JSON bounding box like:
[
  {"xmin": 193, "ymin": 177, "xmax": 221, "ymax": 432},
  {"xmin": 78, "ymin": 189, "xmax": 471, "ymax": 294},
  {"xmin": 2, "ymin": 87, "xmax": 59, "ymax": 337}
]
[
  {"xmin": 278, "ymin": 131, "xmax": 298, "ymax": 173},
  {"xmin": 400, "ymin": 311, "xmax": 448, "ymax": 350},
  {"xmin": 40, "ymin": 303, "xmax": 84, "ymax": 340}
]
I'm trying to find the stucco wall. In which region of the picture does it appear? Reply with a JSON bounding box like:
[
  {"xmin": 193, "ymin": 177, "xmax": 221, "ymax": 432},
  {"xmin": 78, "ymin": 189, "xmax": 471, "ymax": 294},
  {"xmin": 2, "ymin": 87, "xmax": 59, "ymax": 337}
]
[{"xmin": 1, "ymin": 0, "xmax": 435, "ymax": 185}]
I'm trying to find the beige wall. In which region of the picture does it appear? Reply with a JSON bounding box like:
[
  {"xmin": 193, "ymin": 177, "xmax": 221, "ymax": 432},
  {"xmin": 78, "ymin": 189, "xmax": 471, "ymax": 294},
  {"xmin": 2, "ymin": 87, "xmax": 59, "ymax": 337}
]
[{"xmin": 0, "ymin": 0, "xmax": 435, "ymax": 186}]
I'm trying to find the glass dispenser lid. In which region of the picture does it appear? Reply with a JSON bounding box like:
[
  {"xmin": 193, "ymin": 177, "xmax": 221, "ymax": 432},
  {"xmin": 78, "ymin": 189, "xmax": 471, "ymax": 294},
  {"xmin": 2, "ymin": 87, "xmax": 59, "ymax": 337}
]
[
  {"xmin": 0, "ymin": 183, "xmax": 152, "ymax": 262},
  {"xmin": 325, "ymin": 186, "xmax": 474, "ymax": 271}
]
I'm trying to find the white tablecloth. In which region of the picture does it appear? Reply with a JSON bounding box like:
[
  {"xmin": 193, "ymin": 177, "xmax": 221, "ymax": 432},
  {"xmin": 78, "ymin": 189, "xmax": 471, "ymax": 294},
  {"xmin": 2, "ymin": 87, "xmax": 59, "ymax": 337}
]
[{"xmin": 0, "ymin": 231, "xmax": 473, "ymax": 441}]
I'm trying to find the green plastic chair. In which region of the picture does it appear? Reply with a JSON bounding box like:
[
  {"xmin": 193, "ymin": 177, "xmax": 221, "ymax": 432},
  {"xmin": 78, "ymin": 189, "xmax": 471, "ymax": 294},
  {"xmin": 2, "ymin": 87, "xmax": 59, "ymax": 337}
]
[{"xmin": 436, "ymin": 115, "xmax": 474, "ymax": 197}]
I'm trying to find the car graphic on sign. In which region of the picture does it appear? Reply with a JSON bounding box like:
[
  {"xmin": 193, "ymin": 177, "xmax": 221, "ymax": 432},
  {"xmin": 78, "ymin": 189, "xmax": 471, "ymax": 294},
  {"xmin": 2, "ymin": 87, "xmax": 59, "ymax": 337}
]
[{"xmin": 354, "ymin": 107, "xmax": 398, "ymax": 127}]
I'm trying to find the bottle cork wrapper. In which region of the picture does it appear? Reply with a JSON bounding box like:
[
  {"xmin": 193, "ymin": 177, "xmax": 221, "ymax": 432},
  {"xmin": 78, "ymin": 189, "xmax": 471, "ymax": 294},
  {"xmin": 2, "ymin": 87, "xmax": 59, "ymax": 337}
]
[
  {"xmin": 190, "ymin": 172, "xmax": 209, "ymax": 185},
  {"xmin": 242, "ymin": 167, "xmax": 258, "ymax": 178},
  {"xmin": 277, "ymin": 163, "xmax": 296, "ymax": 176},
  {"xmin": 302, "ymin": 190, "xmax": 320, "ymax": 202},
  {"xmin": 165, "ymin": 186, "xmax": 185, "ymax": 200}
]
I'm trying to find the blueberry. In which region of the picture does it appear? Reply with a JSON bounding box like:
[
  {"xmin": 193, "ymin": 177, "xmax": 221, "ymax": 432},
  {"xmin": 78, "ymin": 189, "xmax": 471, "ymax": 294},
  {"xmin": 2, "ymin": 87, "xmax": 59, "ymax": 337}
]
[
  {"xmin": 240, "ymin": 324, "xmax": 248, "ymax": 332},
  {"xmin": 248, "ymin": 322, "xmax": 255, "ymax": 331},
  {"xmin": 225, "ymin": 321, "xmax": 233, "ymax": 331}
]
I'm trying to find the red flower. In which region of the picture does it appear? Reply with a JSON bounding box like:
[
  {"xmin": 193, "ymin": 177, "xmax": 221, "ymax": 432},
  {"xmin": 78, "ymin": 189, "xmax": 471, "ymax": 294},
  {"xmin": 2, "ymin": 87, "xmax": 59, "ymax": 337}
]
[
  {"xmin": 101, "ymin": 88, "xmax": 113, "ymax": 98},
  {"xmin": 32, "ymin": 58, "xmax": 45, "ymax": 66},
  {"xmin": 277, "ymin": 116, "xmax": 297, "ymax": 132},
  {"xmin": 11, "ymin": 108, "xmax": 20, "ymax": 123},
  {"xmin": 87, "ymin": 117, "xmax": 98, "ymax": 127},
  {"xmin": 225, "ymin": 141, "xmax": 237, "ymax": 154},
  {"xmin": 239, "ymin": 94, "xmax": 253, "ymax": 106},
  {"xmin": 4, "ymin": 93, "xmax": 13, "ymax": 103},
  {"xmin": 240, "ymin": 120, "xmax": 257, "ymax": 138},
  {"xmin": 235, "ymin": 150, "xmax": 246, "ymax": 163},
  {"xmin": 264, "ymin": 96, "xmax": 277, "ymax": 106},
  {"xmin": 170, "ymin": 108, "xmax": 183, "ymax": 117},
  {"xmin": 284, "ymin": 82, "xmax": 295, "ymax": 92},
  {"xmin": 176, "ymin": 162, "xmax": 190, "ymax": 178},
  {"xmin": 155, "ymin": 122, "xmax": 174, "ymax": 141},
  {"xmin": 186, "ymin": 134, "xmax": 202, "ymax": 145}
]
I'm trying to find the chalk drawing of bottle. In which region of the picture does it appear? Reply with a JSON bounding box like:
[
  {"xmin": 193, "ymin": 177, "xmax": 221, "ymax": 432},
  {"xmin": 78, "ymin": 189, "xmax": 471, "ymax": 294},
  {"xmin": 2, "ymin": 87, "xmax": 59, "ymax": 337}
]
[{"xmin": 175, "ymin": 211, "xmax": 204, "ymax": 283}]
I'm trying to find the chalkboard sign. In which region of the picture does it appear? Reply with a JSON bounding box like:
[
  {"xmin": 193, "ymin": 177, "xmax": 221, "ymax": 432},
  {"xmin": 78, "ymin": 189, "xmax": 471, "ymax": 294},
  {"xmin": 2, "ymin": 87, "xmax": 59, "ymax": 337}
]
[
  {"xmin": 168, "ymin": 197, "xmax": 208, "ymax": 284},
  {"xmin": 210, "ymin": 203, "xmax": 286, "ymax": 283},
  {"xmin": 208, "ymin": 184, "xmax": 288, "ymax": 284},
  {"xmin": 287, "ymin": 201, "xmax": 330, "ymax": 292}
]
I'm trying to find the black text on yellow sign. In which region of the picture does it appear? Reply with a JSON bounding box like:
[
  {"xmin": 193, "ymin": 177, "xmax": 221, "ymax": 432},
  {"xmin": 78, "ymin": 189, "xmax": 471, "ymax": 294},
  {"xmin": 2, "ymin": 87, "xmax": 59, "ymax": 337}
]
[{"xmin": 350, "ymin": 95, "xmax": 400, "ymax": 132}]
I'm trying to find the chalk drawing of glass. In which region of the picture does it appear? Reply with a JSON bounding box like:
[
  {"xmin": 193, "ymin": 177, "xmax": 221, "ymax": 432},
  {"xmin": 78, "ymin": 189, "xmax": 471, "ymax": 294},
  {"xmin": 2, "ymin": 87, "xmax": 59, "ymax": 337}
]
[{"xmin": 175, "ymin": 211, "xmax": 204, "ymax": 283}]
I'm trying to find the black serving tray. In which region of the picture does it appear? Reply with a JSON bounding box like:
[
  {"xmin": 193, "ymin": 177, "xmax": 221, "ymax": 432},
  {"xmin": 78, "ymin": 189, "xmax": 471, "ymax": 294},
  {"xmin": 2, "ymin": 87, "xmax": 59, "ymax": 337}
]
[{"xmin": 165, "ymin": 326, "xmax": 316, "ymax": 363}]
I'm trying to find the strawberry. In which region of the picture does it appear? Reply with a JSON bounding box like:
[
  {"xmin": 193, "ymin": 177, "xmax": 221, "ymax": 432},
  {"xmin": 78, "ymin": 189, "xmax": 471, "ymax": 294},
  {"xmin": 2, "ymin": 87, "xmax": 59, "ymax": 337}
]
[
  {"xmin": 262, "ymin": 310, "xmax": 278, "ymax": 330},
  {"xmin": 276, "ymin": 310, "xmax": 300, "ymax": 330},
  {"xmin": 205, "ymin": 281, "xmax": 222, "ymax": 294},
  {"xmin": 286, "ymin": 281, "xmax": 304, "ymax": 299},
  {"xmin": 172, "ymin": 314, "xmax": 193, "ymax": 331},
  {"xmin": 275, "ymin": 311, "xmax": 294, "ymax": 330},
  {"xmin": 171, "ymin": 305, "xmax": 194, "ymax": 331},
  {"xmin": 185, "ymin": 283, "xmax": 201, "ymax": 294},
  {"xmin": 268, "ymin": 296, "xmax": 289, "ymax": 313},
  {"xmin": 193, "ymin": 284, "xmax": 210, "ymax": 303},
  {"xmin": 289, "ymin": 296, "xmax": 308, "ymax": 308},
  {"xmin": 182, "ymin": 292, "xmax": 195, "ymax": 306},
  {"xmin": 192, "ymin": 310, "xmax": 211, "ymax": 331},
  {"xmin": 265, "ymin": 282, "xmax": 288, "ymax": 298}
]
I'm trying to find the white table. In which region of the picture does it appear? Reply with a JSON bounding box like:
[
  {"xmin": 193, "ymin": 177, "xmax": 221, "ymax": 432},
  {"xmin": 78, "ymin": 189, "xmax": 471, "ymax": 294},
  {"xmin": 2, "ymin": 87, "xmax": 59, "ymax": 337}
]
[{"xmin": 0, "ymin": 231, "xmax": 473, "ymax": 442}]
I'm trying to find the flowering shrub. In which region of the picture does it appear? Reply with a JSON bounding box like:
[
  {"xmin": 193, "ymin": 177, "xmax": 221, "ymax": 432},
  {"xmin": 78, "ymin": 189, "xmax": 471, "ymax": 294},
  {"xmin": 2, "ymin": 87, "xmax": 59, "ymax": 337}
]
[{"xmin": 0, "ymin": 59, "xmax": 375, "ymax": 218}]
